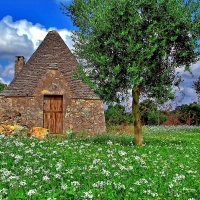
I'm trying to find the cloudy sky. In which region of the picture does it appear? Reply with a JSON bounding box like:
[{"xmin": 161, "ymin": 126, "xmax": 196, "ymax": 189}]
[{"xmin": 0, "ymin": 0, "xmax": 199, "ymax": 109}]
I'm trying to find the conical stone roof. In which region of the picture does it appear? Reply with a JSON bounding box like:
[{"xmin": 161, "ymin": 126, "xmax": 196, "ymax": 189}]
[{"xmin": 0, "ymin": 30, "xmax": 99, "ymax": 99}]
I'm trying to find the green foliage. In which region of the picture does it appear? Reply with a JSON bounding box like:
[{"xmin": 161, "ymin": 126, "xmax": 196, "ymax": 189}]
[
  {"xmin": 146, "ymin": 110, "xmax": 168, "ymax": 126},
  {"xmin": 175, "ymin": 102, "xmax": 200, "ymax": 125},
  {"xmin": 0, "ymin": 83, "xmax": 6, "ymax": 93},
  {"xmin": 62, "ymin": 0, "xmax": 200, "ymax": 104},
  {"xmin": 105, "ymin": 104, "xmax": 133, "ymax": 125},
  {"xmin": 139, "ymin": 99, "xmax": 167, "ymax": 125},
  {"xmin": 105, "ymin": 100, "xmax": 168, "ymax": 126},
  {"xmin": 140, "ymin": 99, "xmax": 158, "ymax": 112}
]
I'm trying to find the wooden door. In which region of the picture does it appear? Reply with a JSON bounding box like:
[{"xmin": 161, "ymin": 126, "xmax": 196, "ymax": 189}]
[{"xmin": 43, "ymin": 95, "xmax": 63, "ymax": 134}]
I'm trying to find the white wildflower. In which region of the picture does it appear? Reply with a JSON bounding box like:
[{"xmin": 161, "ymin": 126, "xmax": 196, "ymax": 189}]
[
  {"xmin": 52, "ymin": 151, "xmax": 57, "ymax": 154},
  {"xmin": 169, "ymin": 182, "xmax": 173, "ymax": 188},
  {"xmin": 151, "ymin": 192, "xmax": 158, "ymax": 197},
  {"xmin": 114, "ymin": 172, "xmax": 120, "ymax": 176},
  {"xmin": 82, "ymin": 190, "xmax": 93, "ymax": 199},
  {"xmin": 183, "ymin": 187, "xmax": 196, "ymax": 192},
  {"xmin": 30, "ymin": 142, "xmax": 35, "ymax": 148},
  {"xmin": 14, "ymin": 155, "xmax": 23, "ymax": 163},
  {"xmin": 56, "ymin": 162, "xmax": 63, "ymax": 171},
  {"xmin": 61, "ymin": 183, "xmax": 68, "ymax": 190},
  {"xmin": 7, "ymin": 175, "xmax": 19, "ymax": 182},
  {"xmin": 71, "ymin": 181, "xmax": 80, "ymax": 189},
  {"xmin": 102, "ymin": 169, "xmax": 111, "ymax": 177},
  {"xmin": 27, "ymin": 189, "xmax": 37, "ymax": 196},
  {"xmin": 134, "ymin": 156, "xmax": 141, "ymax": 161},
  {"xmin": 179, "ymin": 164, "xmax": 184, "ymax": 169},
  {"xmin": 128, "ymin": 166, "xmax": 133, "ymax": 170},
  {"xmin": 92, "ymin": 159, "xmax": 102, "ymax": 165},
  {"xmin": 187, "ymin": 170, "xmax": 197, "ymax": 174},
  {"xmin": 92, "ymin": 181, "xmax": 105, "ymax": 189},
  {"xmin": 118, "ymin": 150, "xmax": 127, "ymax": 156},
  {"xmin": 111, "ymin": 164, "xmax": 116, "ymax": 168},
  {"xmin": 43, "ymin": 175, "xmax": 50, "ymax": 182},
  {"xmin": 19, "ymin": 180, "xmax": 27, "ymax": 186},
  {"xmin": 118, "ymin": 164, "xmax": 126, "ymax": 170},
  {"xmin": 24, "ymin": 167, "xmax": 33, "ymax": 175},
  {"xmin": 173, "ymin": 174, "xmax": 185, "ymax": 182},
  {"xmin": 0, "ymin": 188, "xmax": 7, "ymax": 195},
  {"xmin": 134, "ymin": 181, "xmax": 141, "ymax": 185},
  {"xmin": 54, "ymin": 174, "xmax": 61, "ymax": 179},
  {"xmin": 113, "ymin": 182, "xmax": 126, "ymax": 190},
  {"xmin": 107, "ymin": 140, "xmax": 113, "ymax": 145}
]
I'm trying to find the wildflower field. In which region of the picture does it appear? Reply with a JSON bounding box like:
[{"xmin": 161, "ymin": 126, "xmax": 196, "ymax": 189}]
[{"xmin": 0, "ymin": 126, "xmax": 199, "ymax": 199}]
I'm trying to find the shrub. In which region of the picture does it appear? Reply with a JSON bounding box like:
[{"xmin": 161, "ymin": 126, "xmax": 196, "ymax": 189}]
[
  {"xmin": 147, "ymin": 110, "xmax": 168, "ymax": 125},
  {"xmin": 105, "ymin": 104, "xmax": 133, "ymax": 126}
]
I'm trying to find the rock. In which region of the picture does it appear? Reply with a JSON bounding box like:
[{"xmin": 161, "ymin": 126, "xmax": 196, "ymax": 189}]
[
  {"xmin": 0, "ymin": 124, "xmax": 48, "ymax": 139},
  {"xmin": 0, "ymin": 125, "xmax": 5, "ymax": 134},
  {"xmin": 0, "ymin": 124, "xmax": 14, "ymax": 136},
  {"xmin": 0, "ymin": 124, "xmax": 27, "ymax": 136},
  {"xmin": 1, "ymin": 124, "xmax": 14, "ymax": 131},
  {"xmin": 28, "ymin": 127, "xmax": 49, "ymax": 140}
]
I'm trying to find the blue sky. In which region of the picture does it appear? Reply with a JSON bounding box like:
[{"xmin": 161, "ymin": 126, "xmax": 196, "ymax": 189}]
[{"xmin": 0, "ymin": 0, "xmax": 199, "ymax": 109}]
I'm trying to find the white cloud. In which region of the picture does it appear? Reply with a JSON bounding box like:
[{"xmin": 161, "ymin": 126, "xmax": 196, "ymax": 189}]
[
  {"xmin": 0, "ymin": 16, "xmax": 34, "ymax": 60},
  {"xmin": 0, "ymin": 15, "xmax": 74, "ymax": 83},
  {"xmin": 0, "ymin": 77, "xmax": 11, "ymax": 85},
  {"xmin": 0, "ymin": 77, "xmax": 6, "ymax": 84},
  {"xmin": 0, "ymin": 15, "xmax": 73, "ymax": 61},
  {"xmin": 0, "ymin": 63, "xmax": 14, "ymax": 78}
]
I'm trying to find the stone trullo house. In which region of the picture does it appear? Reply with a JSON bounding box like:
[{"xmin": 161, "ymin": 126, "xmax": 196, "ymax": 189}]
[{"xmin": 0, "ymin": 30, "xmax": 106, "ymax": 134}]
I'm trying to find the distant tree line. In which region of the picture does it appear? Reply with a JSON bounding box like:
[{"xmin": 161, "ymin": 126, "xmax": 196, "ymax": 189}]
[
  {"xmin": 105, "ymin": 100, "xmax": 200, "ymax": 126},
  {"xmin": 105, "ymin": 77, "xmax": 200, "ymax": 126},
  {"xmin": 0, "ymin": 83, "xmax": 7, "ymax": 93}
]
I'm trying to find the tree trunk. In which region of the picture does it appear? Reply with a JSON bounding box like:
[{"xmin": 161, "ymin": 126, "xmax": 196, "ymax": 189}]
[
  {"xmin": 132, "ymin": 85, "xmax": 142, "ymax": 146},
  {"xmin": 158, "ymin": 111, "xmax": 160, "ymax": 126}
]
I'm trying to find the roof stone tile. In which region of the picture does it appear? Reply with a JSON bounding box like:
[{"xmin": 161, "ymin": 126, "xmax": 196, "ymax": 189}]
[{"xmin": 1, "ymin": 30, "xmax": 99, "ymax": 99}]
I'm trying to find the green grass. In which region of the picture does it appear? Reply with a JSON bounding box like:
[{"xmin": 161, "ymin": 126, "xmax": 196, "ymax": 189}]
[{"xmin": 0, "ymin": 125, "xmax": 200, "ymax": 199}]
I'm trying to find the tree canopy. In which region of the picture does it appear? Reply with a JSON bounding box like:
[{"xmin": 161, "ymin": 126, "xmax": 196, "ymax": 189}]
[
  {"xmin": 0, "ymin": 83, "xmax": 6, "ymax": 93},
  {"xmin": 62, "ymin": 0, "xmax": 200, "ymax": 145}
]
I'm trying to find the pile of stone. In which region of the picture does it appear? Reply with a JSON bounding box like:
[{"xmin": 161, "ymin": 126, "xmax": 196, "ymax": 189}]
[
  {"xmin": 0, "ymin": 124, "xmax": 49, "ymax": 140},
  {"xmin": 0, "ymin": 124, "xmax": 26, "ymax": 136},
  {"xmin": 27, "ymin": 127, "xmax": 49, "ymax": 140}
]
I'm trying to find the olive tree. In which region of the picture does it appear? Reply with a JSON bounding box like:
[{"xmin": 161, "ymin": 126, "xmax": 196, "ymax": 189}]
[{"xmin": 62, "ymin": 0, "xmax": 200, "ymax": 146}]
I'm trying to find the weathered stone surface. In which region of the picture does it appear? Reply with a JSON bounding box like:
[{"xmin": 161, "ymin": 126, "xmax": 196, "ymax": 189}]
[
  {"xmin": 0, "ymin": 124, "xmax": 28, "ymax": 136},
  {"xmin": 0, "ymin": 93, "xmax": 106, "ymax": 135},
  {"xmin": 0, "ymin": 30, "xmax": 106, "ymax": 134},
  {"xmin": 0, "ymin": 124, "xmax": 48, "ymax": 140},
  {"xmin": 15, "ymin": 56, "xmax": 25, "ymax": 78},
  {"xmin": 64, "ymin": 99, "xmax": 106, "ymax": 134},
  {"xmin": 28, "ymin": 127, "xmax": 49, "ymax": 140}
]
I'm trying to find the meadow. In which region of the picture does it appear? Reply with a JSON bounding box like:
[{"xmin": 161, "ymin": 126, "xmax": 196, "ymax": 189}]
[{"xmin": 0, "ymin": 125, "xmax": 199, "ymax": 199}]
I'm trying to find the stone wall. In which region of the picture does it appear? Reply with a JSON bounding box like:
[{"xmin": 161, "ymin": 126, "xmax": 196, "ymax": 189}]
[
  {"xmin": 0, "ymin": 96, "xmax": 106, "ymax": 134},
  {"xmin": 65, "ymin": 99, "xmax": 106, "ymax": 134},
  {"xmin": 0, "ymin": 96, "xmax": 42, "ymax": 128}
]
